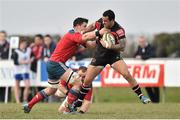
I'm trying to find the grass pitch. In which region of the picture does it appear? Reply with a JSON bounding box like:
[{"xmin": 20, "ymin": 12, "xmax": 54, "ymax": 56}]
[{"xmin": 0, "ymin": 103, "xmax": 180, "ymax": 119}]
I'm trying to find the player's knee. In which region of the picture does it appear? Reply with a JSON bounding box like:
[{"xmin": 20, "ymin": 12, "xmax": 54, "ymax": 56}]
[{"xmin": 44, "ymin": 87, "xmax": 57, "ymax": 96}]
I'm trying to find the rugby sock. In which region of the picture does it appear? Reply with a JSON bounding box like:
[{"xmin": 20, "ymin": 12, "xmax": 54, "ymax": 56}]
[
  {"xmin": 79, "ymin": 84, "xmax": 91, "ymax": 101},
  {"xmin": 28, "ymin": 90, "xmax": 48, "ymax": 109},
  {"xmin": 67, "ymin": 89, "xmax": 79, "ymax": 104},
  {"xmin": 132, "ymin": 84, "xmax": 143, "ymax": 99}
]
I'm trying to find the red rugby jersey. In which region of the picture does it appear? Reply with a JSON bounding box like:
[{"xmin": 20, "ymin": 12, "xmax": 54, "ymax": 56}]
[{"xmin": 50, "ymin": 29, "xmax": 85, "ymax": 63}]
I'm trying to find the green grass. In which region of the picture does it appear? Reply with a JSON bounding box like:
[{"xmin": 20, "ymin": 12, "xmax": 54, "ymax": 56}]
[
  {"xmin": 93, "ymin": 87, "xmax": 180, "ymax": 103},
  {"xmin": 0, "ymin": 103, "xmax": 180, "ymax": 119},
  {"xmin": 1, "ymin": 87, "xmax": 180, "ymax": 119}
]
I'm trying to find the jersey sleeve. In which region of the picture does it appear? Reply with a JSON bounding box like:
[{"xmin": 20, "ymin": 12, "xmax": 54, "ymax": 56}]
[
  {"xmin": 95, "ymin": 18, "xmax": 103, "ymax": 30},
  {"xmin": 71, "ymin": 33, "xmax": 86, "ymax": 45},
  {"xmin": 84, "ymin": 88, "xmax": 93, "ymax": 101},
  {"xmin": 115, "ymin": 28, "xmax": 126, "ymax": 39},
  {"xmin": 110, "ymin": 28, "xmax": 126, "ymax": 44}
]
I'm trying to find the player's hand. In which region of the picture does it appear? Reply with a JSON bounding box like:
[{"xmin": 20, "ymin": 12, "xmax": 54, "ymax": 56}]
[{"xmin": 99, "ymin": 28, "xmax": 110, "ymax": 36}]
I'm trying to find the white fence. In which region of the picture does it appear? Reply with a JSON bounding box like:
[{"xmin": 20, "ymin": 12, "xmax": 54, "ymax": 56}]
[{"xmin": 0, "ymin": 58, "xmax": 180, "ymax": 103}]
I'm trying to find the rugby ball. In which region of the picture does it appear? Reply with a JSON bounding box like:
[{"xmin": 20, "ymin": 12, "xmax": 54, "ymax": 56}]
[{"xmin": 100, "ymin": 32, "xmax": 115, "ymax": 48}]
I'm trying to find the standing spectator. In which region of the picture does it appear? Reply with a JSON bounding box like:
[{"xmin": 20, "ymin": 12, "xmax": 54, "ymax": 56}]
[
  {"xmin": 30, "ymin": 34, "xmax": 44, "ymax": 97},
  {"xmin": 30, "ymin": 34, "xmax": 44, "ymax": 73},
  {"xmin": 0, "ymin": 30, "xmax": 10, "ymax": 102},
  {"xmin": 42, "ymin": 34, "xmax": 56, "ymax": 62},
  {"xmin": 11, "ymin": 39, "xmax": 31, "ymax": 103},
  {"xmin": 134, "ymin": 36, "xmax": 160, "ymax": 103},
  {"xmin": 42, "ymin": 35, "xmax": 56, "ymax": 102},
  {"xmin": 0, "ymin": 30, "xmax": 9, "ymax": 59}
]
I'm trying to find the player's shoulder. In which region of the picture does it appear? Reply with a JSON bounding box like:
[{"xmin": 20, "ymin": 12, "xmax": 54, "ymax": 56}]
[
  {"xmin": 66, "ymin": 29, "xmax": 81, "ymax": 36},
  {"xmin": 114, "ymin": 21, "xmax": 124, "ymax": 30},
  {"xmin": 68, "ymin": 29, "xmax": 75, "ymax": 34}
]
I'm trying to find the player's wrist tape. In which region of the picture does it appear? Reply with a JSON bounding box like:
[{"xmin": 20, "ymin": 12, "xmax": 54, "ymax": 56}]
[{"xmin": 95, "ymin": 30, "xmax": 101, "ymax": 37}]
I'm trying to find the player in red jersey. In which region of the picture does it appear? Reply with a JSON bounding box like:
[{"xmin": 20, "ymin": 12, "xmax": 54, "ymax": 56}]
[
  {"xmin": 56, "ymin": 66, "xmax": 92, "ymax": 114},
  {"xmin": 71, "ymin": 10, "xmax": 151, "ymax": 110},
  {"xmin": 23, "ymin": 17, "xmax": 108, "ymax": 113}
]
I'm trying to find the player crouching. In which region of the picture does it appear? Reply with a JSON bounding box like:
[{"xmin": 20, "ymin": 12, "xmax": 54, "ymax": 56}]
[{"xmin": 55, "ymin": 66, "xmax": 93, "ymax": 114}]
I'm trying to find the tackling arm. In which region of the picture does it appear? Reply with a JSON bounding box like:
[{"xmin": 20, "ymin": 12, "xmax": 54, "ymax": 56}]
[
  {"xmin": 85, "ymin": 41, "xmax": 97, "ymax": 49},
  {"xmin": 82, "ymin": 23, "xmax": 96, "ymax": 34},
  {"xmin": 82, "ymin": 28, "xmax": 109, "ymax": 42}
]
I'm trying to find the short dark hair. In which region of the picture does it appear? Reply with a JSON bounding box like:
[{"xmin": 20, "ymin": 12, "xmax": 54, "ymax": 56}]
[
  {"xmin": 35, "ymin": 34, "xmax": 43, "ymax": 39},
  {"xmin": 44, "ymin": 34, "xmax": 52, "ymax": 39},
  {"xmin": 0, "ymin": 30, "xmax": 7, "ymax": 37},
  {"xmin": 73, "ymin": 17, "xmax": 88, "ymax": 27},
  {"xmin": 103, "ymin": 9, "xmax": 115, "ymax": 21},
  {"xmin": 78, "ymin": 66, "xmax": 87, "ymax": 72}
]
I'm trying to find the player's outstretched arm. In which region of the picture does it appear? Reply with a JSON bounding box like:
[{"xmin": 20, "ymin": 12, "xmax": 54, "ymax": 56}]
[
  {"xmin": 82, "ymin": 28, "xmax": 109, "ymax": 42},
  {"xmin": 82, "ymin": 23, "xmax": 96, "ymax": 34}
]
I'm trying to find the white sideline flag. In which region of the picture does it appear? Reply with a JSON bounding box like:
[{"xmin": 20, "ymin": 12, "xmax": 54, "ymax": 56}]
[{"xmin": 10, "ymin": 36, "xmax": 19, "ymax": 49}]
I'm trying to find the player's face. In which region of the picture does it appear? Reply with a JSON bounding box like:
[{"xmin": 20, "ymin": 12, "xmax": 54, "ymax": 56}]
[
  {"xmin": 77, "ymin": 70, "xmax": 86, "ymax": 80},
  {"xmin": 102, "ymin": 16, "xmax": 113, "ymax": 29},
  {"xmin": 79, "ymin": 22, "xmax": 87, "ymax": 32}
]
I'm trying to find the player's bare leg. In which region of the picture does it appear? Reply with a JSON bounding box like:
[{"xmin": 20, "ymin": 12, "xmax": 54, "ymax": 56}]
[
  {"xmin": 111, "ymin": 60, "xmax": 151, "ymax": 104},
  {"xmin": 84, "ymin": 65, "xmax": 103, "ymax": 86}
]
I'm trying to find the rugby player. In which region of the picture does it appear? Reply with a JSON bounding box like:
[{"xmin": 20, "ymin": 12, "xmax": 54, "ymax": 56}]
[
  {"xmin": 23, "ymin": 17, "xmax": 108, "ymax": 113},
  {"xmin": 56, "ymin": 66, "xmax": 92, "ymax": 114},
  {"xmin": 72, "ymin": 10, "xmax": 151, "ymax": 109}
]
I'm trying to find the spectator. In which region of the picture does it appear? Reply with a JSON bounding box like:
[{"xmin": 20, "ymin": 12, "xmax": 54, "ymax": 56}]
[
  {"xmin": 42, "ymin": 34, "xmax": 56, "ymax": 62},
  {"xmin": 30, "ymin": 34, "xmax": 44, "ymax": 73},
  {"xmin": 11, "ymin": 39, "xmax": 31, "ymax": 103},
  {"xmin": 0, "ymin": 30, "xmax": 9, "ymax": 59},
  {"xmin": 134, "ymin": 36, "xmax": 160, "ymax": 103},
  {"xmin": 0, "ymin": 30, "xmax": 10, "ymax": 102}
]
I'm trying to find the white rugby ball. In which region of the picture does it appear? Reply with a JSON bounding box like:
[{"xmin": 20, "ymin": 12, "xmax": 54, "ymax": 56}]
[{"xmin": 101, "ymin": 32, "xmax": 115, "ymax": 48}]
